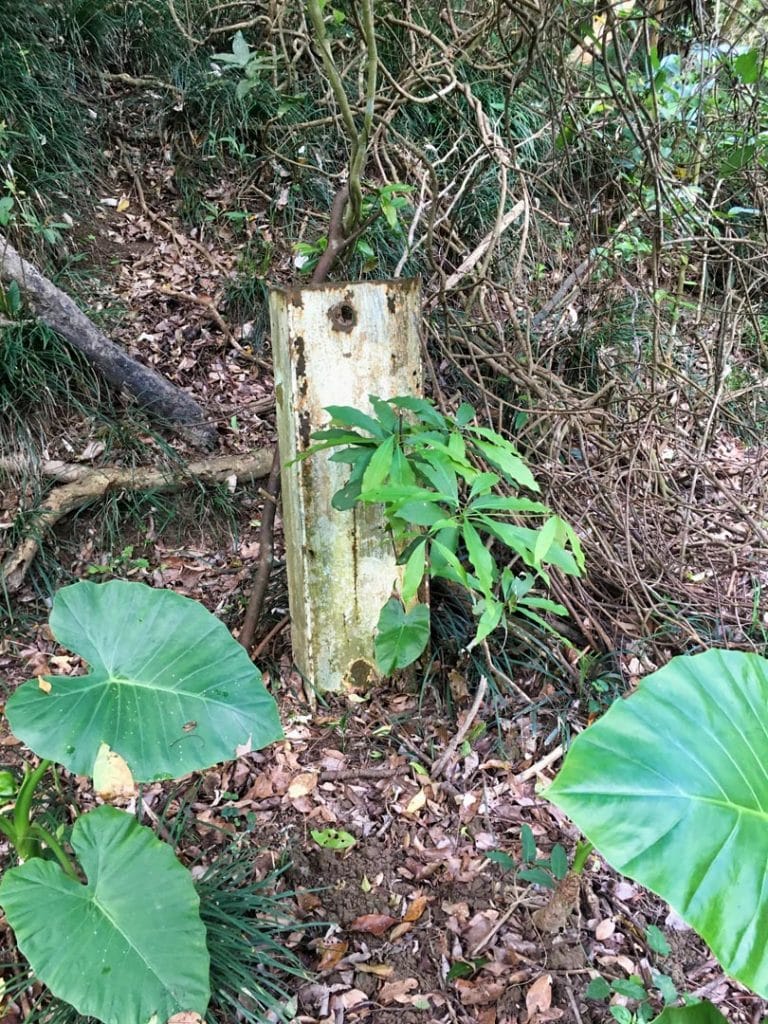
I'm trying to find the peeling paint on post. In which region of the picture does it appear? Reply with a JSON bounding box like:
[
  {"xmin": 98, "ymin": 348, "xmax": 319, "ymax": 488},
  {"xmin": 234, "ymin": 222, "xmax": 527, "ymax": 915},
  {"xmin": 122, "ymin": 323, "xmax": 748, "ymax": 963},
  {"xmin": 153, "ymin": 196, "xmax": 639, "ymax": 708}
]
[{"xmin": 270, "ymin": 279, "xmax": 422, "ymax": 693}]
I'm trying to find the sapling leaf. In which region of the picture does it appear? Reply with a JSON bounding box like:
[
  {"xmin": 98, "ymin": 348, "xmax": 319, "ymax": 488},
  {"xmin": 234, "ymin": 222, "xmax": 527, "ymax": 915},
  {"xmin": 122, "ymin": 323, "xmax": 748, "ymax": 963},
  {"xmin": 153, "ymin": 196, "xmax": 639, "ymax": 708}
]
[
  {"xmin": 521, "ymin": 824, "xmax": 537, "ymax": 862},
  {"xmin": 374, "ymin": 599, "xmax": 430, "ymax": 674},
  {"xmin": 401, "ymin": 539, "xmax": 427, "ymax": 604},
  {"xmin": 361, "ymin": 434, "xmax": 396, "ymax": 491},
  {"xmin": 646, "ymin": 924, "xmax": 671, "ymax": 957},
  {"xmin": 455, "ymin": 402, "xmax": 475, "ymax": 426},
  {"xmin": 462, "ymin": 520, "xmax": 496, "ymax": 595},
  {"xmin": 325, "ymin": 405, "xmax": 385, "ymax": 436},
  {"xmin": 549, "ymin": 844, "xmax": 568, "ymax": 880},
  {"xmin": 585, "ymin": 977, "xmax": 612, "ymax": 1000}
]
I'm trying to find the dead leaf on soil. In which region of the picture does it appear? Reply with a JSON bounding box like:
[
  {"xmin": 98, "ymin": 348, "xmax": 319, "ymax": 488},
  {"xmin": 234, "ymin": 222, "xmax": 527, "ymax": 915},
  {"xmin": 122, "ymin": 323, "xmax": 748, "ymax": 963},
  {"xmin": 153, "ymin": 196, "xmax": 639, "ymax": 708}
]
[
  {"xmin": 349, "ymin": 913, "xmax": 397, "ymax": 936},
  {"xmin": 316, "ymin": 939, "xmax": 348, "ymax": 972},
  {"xmin": 595, "ymin": 917, "xmax": 616, "ymax": 940},
  {"xmin": 93, "ymin": 742, "xmax": 136, "ymax": 799},
  {"xmin": 404, "ymin": 788, "xmax": 427, "ymax": 814},
  {"xmin": 455, "ymin": 978, "xmax": 507, "ymax": 1005},
  {"xmin": 402, "ymin": 893, "xmax": 429, "ymax": 922},
  {"xmin": 288, "ymin": 772, "xmax": 318, "ymax": 799},
  {"xmin": 379, "ymin": 978, "xmax": 418, "ymax": 1005},
  {"xmin": 356, "ymin": 963, "xmax": 394, "ymax": 978},
  {"xmin": 388, "ymin": 921, "xmax": 413, "ymax": 941},
  {"xmin": 526, "ymin": 973, "xmax": 552, "ymax": 1015},
  {"xmin": 166, "ymin": 1014, "xmax": 203, "ymax": 1024}
]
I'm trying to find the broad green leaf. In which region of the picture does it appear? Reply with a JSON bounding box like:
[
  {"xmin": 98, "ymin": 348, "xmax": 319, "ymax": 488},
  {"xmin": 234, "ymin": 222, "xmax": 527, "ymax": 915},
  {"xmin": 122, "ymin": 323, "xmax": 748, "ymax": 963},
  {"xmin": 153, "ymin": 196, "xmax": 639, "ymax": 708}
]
[
  {"xmin": 521, "ymin": 824, "xmax": 536, "ymax": 862},
  {"xmin": 646, "ymin": 924, "xmax": 671, "ymax": 957},
  {"xmin": 585, "ymin": 976, "xmax": 611, "ymax": 1000},
  {"xmin": 486, "ymin": 849, "xmax": 515, "ymax": 871},
  {"xmin": 549, "ymin": 844, "xmax": 568, "ymax": 879},
  {"xmin": 401, "ymin": 539, "xmax": 427, "ymax": 605},
  {"xmin": 361, "ymin": 434, "xmax": 396, "ymax": 491},
  {"xmin": 0, "ymin": 806, "xmax": 209, "ymax": 1024},
  {"xmin": 471, "ymin": 438, "xmax": 539, "ymax": 492},
  {"xmin": 653, "ymin": 1005, "xmax": 728, "ymax": 1024},
  {"xmin": 734, "ymin": 48, "xmax": 759, "ymax": 84},
  {"xmin": 455, "ymin": 402, "xmax": 475, "ymax": 427},
  {"xmin": 232, "ymin": 29, "xmax": 251, "ymax": 64},
  {"xmin": 413, "ymin": 450, "xmax": 459, "ymax": 504},
  {"xmin": 429, "ymin": 539, "xmax": 468, "ymax": 586},
  {"xmin": 375, "ymin": 599, "xmax": 430, "ymax": 674},
  {"xmin": 546, "ymin": 650, "xmax": 768, "ymax": 998},
  {"xmin": 7, "ymin": 580, "xmax": 282, "ymax": 782},
  {"xmin": 467, "ymin": 473, "xmax": 501, "ymax": 499},
  {"xmin": 389, "ymin": 444, "xmax": 417, "ymax": 487},
  {"xmin": 369, "ymin": 395, "xmax": 398, "ymax": 431},
  {"xmin": 611, "ymin": 978, "xmax": 647, "ymax": 1000},
  {"xmin": 397, "ymin": 500, "xmax": 449, "ymax": 526},
  {"xmin": 325, "ymin": 405, "xmax": 386, "ymax": 437},
  {"xmin": 390, "ymin": 395, "xmax": 447, "ymax": 428},
  {"xmin": 533, "ymin": 515, "xmax": 559, "ymax": 566},
  {"xmin": 462, "ymin": 520, "xmax": 496, "ymax": 595},
  {"xmin": 470, "ymin": 598, "xmax": 504, "ymax": 647}
]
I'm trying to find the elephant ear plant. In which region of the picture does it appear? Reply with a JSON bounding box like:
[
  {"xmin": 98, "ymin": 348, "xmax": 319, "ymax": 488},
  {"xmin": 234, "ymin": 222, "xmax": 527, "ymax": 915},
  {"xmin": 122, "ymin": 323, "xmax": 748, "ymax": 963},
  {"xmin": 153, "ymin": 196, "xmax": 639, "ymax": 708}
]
[
  {"xmin": 546, "ymin": 649, "xmax": 768, "ymax": 1022},
  {"xmin": 0, "ymin": 579, "xmax": 283, "ymax": 1024}
]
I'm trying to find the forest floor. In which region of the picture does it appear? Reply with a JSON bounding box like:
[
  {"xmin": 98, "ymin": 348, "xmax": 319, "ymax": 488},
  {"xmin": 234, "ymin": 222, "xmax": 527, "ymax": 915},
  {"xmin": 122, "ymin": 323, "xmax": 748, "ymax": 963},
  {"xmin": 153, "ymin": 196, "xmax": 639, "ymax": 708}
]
[{"xmin": 1, "ymin": 160, "xmax": 765, "ymax": 1024}]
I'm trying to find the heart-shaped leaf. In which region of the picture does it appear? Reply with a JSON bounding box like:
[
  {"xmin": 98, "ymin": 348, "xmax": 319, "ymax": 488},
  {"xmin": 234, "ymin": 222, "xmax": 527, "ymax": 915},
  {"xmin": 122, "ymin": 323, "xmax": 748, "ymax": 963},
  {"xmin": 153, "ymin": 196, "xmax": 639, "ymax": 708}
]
[
  {"xmin": 6, "ymin": 580, "xmax": 283, "ymax": 781},
  {"xmin": 0, "ymin": 805, "xmax": 209, "ymax": 1024},
  {"xmin": 546, "ymin": 650, "xmax": 768, "ymax": 997},
  {"xmin": 374, "ymin": 598, "xmax": 430, "ymax": 674}
]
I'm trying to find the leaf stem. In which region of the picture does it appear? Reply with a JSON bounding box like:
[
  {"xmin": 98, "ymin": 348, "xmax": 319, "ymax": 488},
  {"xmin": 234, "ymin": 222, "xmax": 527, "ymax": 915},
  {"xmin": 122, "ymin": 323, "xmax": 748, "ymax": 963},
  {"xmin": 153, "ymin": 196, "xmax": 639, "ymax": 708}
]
[{"xmin": 13, "ymin": 759, "xmax": 51, "ymax": 859}]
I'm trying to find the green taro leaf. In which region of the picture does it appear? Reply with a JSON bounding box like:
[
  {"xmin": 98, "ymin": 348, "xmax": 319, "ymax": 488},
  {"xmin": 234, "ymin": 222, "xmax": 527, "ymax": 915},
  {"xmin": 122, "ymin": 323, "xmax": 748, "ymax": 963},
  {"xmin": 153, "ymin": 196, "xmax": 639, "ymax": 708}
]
[
  {"xmin": 653, "ymin": 1005, "xmax": 728, "ymax": 1024},
  {"xmin": 546, "ymin": 650, "xmax": 768, "ymax": 998},
  {"xmin": 375, "ymin": 599, "xmax": 430, "ymax": 674},
  {"xmin": 0, "ymin": 805, "xmax": 209, "ymax": 1024},
  {"xmin": 401, "ymin": 539, "xmax": 427, "ymax": 605},
  {"xmin": 7, "ymin": 580, "xmax": 283, "ymax": 782}
]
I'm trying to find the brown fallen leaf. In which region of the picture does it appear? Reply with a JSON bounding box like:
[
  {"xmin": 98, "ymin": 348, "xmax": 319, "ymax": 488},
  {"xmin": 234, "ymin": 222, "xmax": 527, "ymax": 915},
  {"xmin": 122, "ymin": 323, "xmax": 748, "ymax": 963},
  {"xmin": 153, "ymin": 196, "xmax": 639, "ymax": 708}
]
[
  {"xmin": 404, "ymin": 788, "xmax": 427, "ymax": 814},
  {"xmin": 316, "ymin": 939, "xmax": 348, "ymax": 972},
  {"xmin": 388, "ymin": 921, "xmax": 413, "ymax": 942},
  {"xmin": 402, "ymin": 893, "xmax": 429, "ymax": 923},
  {"xmin": 349, "ymin": 913, "xmax": 398, "ymax": 936},
  {"xmin": 526, "ymin": 973, "xmax": 552, "ymax": 1015},
  {"xmin": 455, "ymin": 979, "xmax": 506, "ymax": 1005},
  {"xmin": 166, "ymin": 1014, "xmax": 203, "ymax": 1024},
  {"xmin": 356, "ymin": 963, "xmax": 394, "ymax": 978},
  {"xmin": 288, "ymin": 771, "xmax": 318, "ymax": 799},
  {"xmin": 296, "ymin": 889, "xmax": 323, "ymax": 914},
  {"xmin": 379, "ymin": 978, "xmax": 419, "ymax": 1005}
]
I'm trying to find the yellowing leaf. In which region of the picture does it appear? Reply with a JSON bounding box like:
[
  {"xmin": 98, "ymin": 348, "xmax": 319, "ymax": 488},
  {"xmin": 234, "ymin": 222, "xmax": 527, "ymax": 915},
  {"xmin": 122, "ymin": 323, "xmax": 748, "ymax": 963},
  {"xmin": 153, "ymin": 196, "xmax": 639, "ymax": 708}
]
[
  {"xmin": 37, "ymin": 677, "xmax": 52, "ymax": 694},
  {"xmin": 93, "ymin": 742, "xmax": 136, "ymax": 799},
  {"xmin": 404, "ymin": 788, "xmax": 427, "ymax": 815},
  {"xmin": 403, "ymin": 894, "xmax": 429, "ymax": 922},
  {"xmin": 116, "ymin": 195, "xmax": 130, "ymax": 212},
  {"xmin": 288, "ymin": 772, "xmax": 318, "ymax": 799}
]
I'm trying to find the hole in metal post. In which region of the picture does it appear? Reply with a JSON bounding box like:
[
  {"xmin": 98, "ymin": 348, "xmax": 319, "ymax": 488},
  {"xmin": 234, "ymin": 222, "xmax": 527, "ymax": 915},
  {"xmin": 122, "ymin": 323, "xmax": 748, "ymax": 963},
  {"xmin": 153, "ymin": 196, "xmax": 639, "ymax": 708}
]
[{"xmin": 328, "ymin": 301, "xmax": 357, "ymax": 333}]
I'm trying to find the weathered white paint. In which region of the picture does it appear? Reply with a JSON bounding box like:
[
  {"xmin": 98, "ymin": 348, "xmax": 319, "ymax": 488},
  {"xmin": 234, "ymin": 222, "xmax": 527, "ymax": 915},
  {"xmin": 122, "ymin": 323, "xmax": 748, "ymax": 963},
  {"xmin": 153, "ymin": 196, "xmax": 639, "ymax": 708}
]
[{"xmin": 270, "ymin": 279, "xmax": 422, "ymax": 692}]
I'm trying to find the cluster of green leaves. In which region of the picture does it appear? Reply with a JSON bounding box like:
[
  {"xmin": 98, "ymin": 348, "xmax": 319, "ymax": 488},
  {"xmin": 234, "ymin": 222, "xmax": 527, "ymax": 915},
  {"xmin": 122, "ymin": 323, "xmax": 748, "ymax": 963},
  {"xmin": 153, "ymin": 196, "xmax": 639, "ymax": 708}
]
[
  {"xmin": 486, "ymin": 824, "xmax": 569, "ymax": 888},
  {"xmin": 547, "ymin": 649, "xmax": 768, "ymax": 1020},
  {"xmin": 304, "ymin": 395, "xmax": 584, "ymax": 674},
  {"xmin": 585, "ymin": 925, "xmax": 687, "ymax": 1024},
  {"xmin": 0, "ymin": 579, "xmax": 283, "ymax": 1024}
]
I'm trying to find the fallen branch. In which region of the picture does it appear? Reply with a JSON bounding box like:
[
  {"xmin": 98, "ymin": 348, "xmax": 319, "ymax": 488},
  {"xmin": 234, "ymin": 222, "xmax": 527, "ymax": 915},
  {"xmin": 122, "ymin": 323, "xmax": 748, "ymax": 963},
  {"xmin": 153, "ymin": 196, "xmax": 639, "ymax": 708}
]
[
  {"xmin": 1, "ymin": 451, "xmax": 272, "ymax": 594},
  {"xmin": 0, "ymin": 234, "xmax": 216, "ymax": 449}
]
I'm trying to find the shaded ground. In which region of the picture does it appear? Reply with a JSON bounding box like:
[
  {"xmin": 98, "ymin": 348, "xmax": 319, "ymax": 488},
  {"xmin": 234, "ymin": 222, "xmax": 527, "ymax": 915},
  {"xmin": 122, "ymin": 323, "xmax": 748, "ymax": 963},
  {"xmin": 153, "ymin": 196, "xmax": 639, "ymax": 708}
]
[{"xmin": 1, "ymin": 159, "xmax": 766, "ymax": 1024}]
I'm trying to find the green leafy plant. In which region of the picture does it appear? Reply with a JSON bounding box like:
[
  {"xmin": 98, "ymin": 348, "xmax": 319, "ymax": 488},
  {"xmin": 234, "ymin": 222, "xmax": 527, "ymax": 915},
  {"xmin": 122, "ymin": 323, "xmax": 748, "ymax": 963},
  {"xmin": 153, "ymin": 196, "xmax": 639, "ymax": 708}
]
[
  {"xmin": 546, "ymin": 649, "xmax": 768, "ymax": 1019},
  {"xmin": 0, "ymin": 579, "xmax": 283, "ymax": 1024},
  {"xmin": 585, "ymin": 926, "xmax": 681, "ymax": 1024},
  {"xmin": 302, "ymin": 395, "xmax": 584, "ymax": 673}
]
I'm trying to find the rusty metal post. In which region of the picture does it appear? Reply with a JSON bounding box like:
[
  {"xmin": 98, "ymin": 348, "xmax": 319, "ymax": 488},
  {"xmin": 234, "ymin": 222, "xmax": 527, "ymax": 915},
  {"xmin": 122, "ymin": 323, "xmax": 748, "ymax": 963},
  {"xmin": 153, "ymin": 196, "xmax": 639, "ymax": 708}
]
[{"xmin": 270, "ymin": 279, "xmax": 422, "ymax": 692}]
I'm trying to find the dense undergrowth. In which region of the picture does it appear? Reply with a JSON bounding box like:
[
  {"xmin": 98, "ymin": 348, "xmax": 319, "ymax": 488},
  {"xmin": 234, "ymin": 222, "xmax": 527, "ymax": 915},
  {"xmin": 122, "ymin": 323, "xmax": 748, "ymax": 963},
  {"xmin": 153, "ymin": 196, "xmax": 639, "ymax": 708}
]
[{"xmin": 2, "ymin": 0, "xmax": 767, "ymax": 668}]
